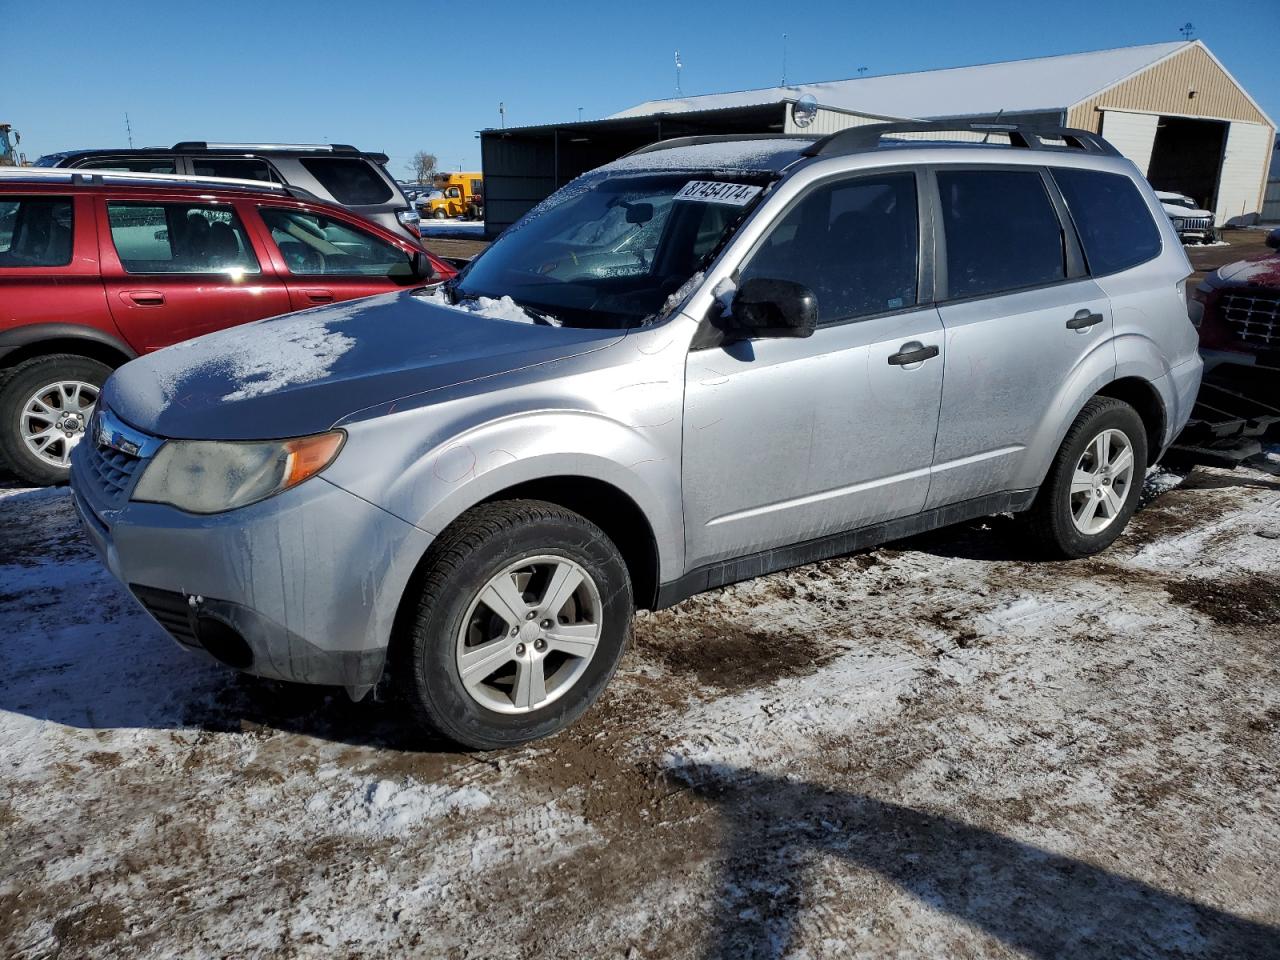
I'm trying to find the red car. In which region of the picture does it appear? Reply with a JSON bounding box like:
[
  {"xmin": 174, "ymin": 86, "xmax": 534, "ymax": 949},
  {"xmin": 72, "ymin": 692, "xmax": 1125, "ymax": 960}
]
[
  {"xmin": 1192, "ymin": 227, "xmax": 1280, "ymax": 369},
  {"xmin": 0, "ymin": 169, "xmax": 455, "ymax": 484}
]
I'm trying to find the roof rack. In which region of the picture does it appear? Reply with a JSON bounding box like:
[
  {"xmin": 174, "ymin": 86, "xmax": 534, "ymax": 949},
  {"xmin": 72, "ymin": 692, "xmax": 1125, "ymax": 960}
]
[
  {"xmin": 171, "ymin": 141, "xmax": 361, "ymax": 153},
  {"xmin": 803, "ymin": 120, "xmax": 1119, "ymax": 157},
  {"xmin": 0, "ymin": 167, "xmax": 325, "ymax": 203},
  {"xmin": 622, "ymin": 133, "xmax": 814, "ymax": 158}
]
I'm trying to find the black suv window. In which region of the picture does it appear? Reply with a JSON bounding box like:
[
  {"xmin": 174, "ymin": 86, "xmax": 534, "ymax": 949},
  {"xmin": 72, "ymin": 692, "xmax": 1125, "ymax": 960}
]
[
  {"xmin": 0, "ymin": 197, "xmax": 73, "ymax": 267},
  {"xmin": 1051, "ymin": 168, "xmax": 1162, "ymax": 276},
  {"xmin": 106, "ymin": 202, "xmax": 260, "ymax": 275},
  {"xmin": 192, "ymin": 157, "xmax": 276, "ymax": 182},
  {"xmin": 259, "ymin": 207, "xmax": 411, "ymax": 277},
  {"xmin": 76, "ymin": 157, "xmax": 177, "ymax": 174},
  {"xmin": 298, "ymin": 158, "xmax": 392, "ymax": 205},
  {"xmin": 937, "ymin": 170, "xmax": 1066, "ymax": 299},
  {"xmin": 740, "ymin": 172, "xmax": 919, "ymax": 324}
]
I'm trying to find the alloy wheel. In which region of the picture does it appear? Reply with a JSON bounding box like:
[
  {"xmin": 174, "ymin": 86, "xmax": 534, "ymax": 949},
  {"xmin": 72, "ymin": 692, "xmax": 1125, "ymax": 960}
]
[
  {"xmin": 1069, "ymin": 428, "xmax": 1136, "ymax": 536},
  {"xmin": 20, "ymin": 380, "xmax": 99, "ymax": 469},
  {"xmin": 455, "ymin": 555, "xmax": 603, "ymax": 714}
]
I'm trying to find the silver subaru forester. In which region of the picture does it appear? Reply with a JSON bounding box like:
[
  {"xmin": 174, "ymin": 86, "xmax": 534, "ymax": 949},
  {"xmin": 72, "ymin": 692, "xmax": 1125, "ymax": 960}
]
[{"xmin": 71, "ymin": 122, "xmax": 1203, "ymax": 749}]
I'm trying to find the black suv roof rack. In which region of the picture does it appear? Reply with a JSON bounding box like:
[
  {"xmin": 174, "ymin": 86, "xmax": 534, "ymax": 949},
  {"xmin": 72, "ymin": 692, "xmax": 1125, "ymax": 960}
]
[
  {"xmin": 802, "ymin": 120, "xmax": 1119, "ymax": 158},
  {"xmin": 622, "ymin": 133, "xmax": 812, "ymax": 159},
  {"xmin": 170, "ymin": 141, "xmax": 362, "ymax": 153}
]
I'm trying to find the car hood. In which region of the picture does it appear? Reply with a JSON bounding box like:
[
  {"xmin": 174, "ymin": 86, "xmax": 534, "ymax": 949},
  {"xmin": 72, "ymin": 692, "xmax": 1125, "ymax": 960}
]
[
  {"xmin": 1160, "ymin": 202, "xmax": 1213, "ymax": 219},
  {"xmin": 103, "ymin": 290, "xmax": 625, "ymax": 440},
  {"xmin": 1213, "ymin": 254, "xmax": 1280, "ymax": 288}
]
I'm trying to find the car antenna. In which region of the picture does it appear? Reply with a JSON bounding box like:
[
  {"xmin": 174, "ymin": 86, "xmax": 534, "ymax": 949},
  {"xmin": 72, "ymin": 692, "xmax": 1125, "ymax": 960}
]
[{"xmin": 980, "ymin": 109, "xmax": 1005, "ymax": 144}]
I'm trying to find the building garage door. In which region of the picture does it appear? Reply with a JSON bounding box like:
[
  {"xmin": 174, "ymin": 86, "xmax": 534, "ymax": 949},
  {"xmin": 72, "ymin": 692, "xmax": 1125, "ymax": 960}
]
[
  {"xmin": 1101, "ymin": 110, "xmax": 1159, "ymax": 173},
  {"xmin": 1215, "ymin": 121, "xmax": 1273, "ymax": 226}
]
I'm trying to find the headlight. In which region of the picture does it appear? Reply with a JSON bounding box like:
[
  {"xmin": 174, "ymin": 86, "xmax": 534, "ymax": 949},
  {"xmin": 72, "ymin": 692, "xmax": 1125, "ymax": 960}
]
[{"xmin": 132, "ymin": 431, "xmax": 344, "ymax": 514}]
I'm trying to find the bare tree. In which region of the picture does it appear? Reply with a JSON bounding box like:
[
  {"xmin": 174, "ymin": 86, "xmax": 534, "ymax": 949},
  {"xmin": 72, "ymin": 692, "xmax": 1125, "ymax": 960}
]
[{"xmin": 408, "ymin": 151, "xmax": 438, "ymax": 183}]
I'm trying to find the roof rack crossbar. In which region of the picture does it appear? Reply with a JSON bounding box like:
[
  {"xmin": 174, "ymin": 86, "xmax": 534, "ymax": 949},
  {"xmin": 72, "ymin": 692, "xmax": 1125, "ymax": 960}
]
[
  {"xmin": 802, "ymin": 120, "xmax": 1119, "ymax": 158},
  {"xmin": 622, "ymin": 133, "xmax": 813, "ymax": 159}
]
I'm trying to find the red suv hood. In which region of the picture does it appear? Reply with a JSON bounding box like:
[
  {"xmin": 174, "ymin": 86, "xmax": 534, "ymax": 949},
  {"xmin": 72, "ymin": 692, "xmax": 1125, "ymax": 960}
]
[{"xmin": 1215, "ymin": 254, "xmax": 1280, "ymax": 287}]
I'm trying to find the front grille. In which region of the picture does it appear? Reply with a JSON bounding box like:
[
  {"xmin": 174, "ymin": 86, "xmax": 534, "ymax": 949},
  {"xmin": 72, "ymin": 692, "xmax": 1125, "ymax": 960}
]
[
  {"xmin": 84, "ymin": 438, "xmax": 143, "ymax": 508},
  {"xmin": 131, "ymin": 585, "xmax": 200, "ymax": 647},
  {"xmin": 1220, "ymin": 289, "xmax": 1280, "ymax": 349},
  {"xmin": 1177, "ymin": 217, "xmax": 1212, "ymax": 231}
]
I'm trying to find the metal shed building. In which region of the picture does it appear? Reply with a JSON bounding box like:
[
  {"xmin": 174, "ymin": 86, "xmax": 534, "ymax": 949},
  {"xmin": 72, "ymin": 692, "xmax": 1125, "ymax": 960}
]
[{"xmin": 480, "ymin": 40, "xmax": 1274, "ymax": 236}]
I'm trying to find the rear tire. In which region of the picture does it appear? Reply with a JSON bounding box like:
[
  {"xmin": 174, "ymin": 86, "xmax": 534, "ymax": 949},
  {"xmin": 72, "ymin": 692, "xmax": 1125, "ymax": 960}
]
[
  {"xmin": 1025, "ymin": 397, "xmax": 1148, "ymax": 559},
  {"xmin": 394, "ymin": 499, "xmax": 633, "ymax": 750},
  {"xmin": 0, "ymin": 354, "xmax": 111, "ymax": 486},
  {"xmin": 434, "ymin": 208, "xmax": 448, "ymax": 220}
]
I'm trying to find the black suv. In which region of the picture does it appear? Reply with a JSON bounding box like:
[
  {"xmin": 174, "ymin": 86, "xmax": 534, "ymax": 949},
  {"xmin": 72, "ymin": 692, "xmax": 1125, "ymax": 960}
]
[{"xmin": 35, "ymin": 142, "xmax": 421, "ymax": 241}]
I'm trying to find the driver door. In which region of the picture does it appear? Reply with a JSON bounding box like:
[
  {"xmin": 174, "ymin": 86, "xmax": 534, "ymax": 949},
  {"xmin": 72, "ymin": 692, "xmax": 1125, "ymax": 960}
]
[
  {"xmin": 681, "ymin": 170, "xmax": 945, "ymax": 570},
  {"xmin": 252, "ymin": 205, "xmax": 418, "ymax": 310}
]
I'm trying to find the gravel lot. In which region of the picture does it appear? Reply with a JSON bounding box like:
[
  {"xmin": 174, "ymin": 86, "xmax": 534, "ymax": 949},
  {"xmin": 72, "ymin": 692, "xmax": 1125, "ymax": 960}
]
[{"xmin": 2, "ymin": 449, "xmax": 1278, "ymax": 959}]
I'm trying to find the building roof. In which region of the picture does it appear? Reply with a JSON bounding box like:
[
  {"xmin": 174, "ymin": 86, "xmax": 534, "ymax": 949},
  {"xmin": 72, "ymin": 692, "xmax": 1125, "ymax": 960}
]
[{"xmin": 611, "ymin": 41, "xmax": 1190, "ymax": 122}]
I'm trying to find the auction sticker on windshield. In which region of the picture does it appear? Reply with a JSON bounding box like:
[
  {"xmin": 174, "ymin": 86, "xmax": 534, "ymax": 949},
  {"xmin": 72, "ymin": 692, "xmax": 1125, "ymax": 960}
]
[{"xmin": 673, "ymin": 181, "xmax": 763, "ymax": 206}]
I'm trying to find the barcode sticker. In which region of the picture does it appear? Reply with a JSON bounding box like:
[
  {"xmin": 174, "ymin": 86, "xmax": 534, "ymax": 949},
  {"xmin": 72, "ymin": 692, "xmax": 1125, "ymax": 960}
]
[{"xmin": 673, "ymin": 181, "xmax": 763, "ymax": 206}]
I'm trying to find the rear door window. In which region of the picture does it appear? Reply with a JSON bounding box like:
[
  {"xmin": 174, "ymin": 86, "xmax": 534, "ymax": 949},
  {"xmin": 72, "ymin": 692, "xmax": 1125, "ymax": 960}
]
[
  {"xmin": 259, "ymin": 207, "xmax": 411, "ymax": 276},
  {"xmin": 75, "ymin": 157, "xmax": 178, "ymax": 174},
  {"xmin": 1051, "ymin": 168, "xmax": 1162, "ymax": 275},
  {"xmin": 937, "ymin": 169, "xmax": 1066, "ymax": 299},
  {"xmin": 0, "ymin": 197, "xmax": 74, "ymax": 267},
  {"xmin": 739, "ymin": 171, "xmax": 920, "ymax": 324},
  {"xmin": 191, "ymin": 157, "xmax": 276, "ymax": 182},
  {"xmin": 298, "ymin": 158, "xmax": 392, "ymax": 205},
  {"xmin": 106, "ymin": 202, "xmax": 260, "ymax": 275}
]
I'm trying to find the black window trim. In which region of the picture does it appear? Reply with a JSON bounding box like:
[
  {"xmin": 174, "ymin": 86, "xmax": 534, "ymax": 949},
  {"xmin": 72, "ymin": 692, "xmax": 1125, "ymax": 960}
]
[
  {"xmin": 926, "ymin": 162, "xmax": 1089, "ymax": 306},
  {"xmin": 1046, "ymin": 166, "xmax": 1165, "ymax": 279},
  {"xmin": 726, "ymin": 165, "xmax": 936, "ymax": 332},
  {"xmin": 70, "ymin": 154, "xmax": 187, "ymax": 175},
  {"xmin": 183, "ymin": 154, "xmax": 284, "ymax": 184}
]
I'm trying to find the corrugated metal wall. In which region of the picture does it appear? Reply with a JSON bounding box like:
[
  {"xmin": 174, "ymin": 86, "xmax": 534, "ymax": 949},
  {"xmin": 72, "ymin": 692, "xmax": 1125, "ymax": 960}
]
[
  {"xmin": 1067, "ymin": 43, "xmax": 1269, "ymax": 130},
  {"xmin": 1262, "ymin": 179, "xmax": 1280, "ymax": 221}
]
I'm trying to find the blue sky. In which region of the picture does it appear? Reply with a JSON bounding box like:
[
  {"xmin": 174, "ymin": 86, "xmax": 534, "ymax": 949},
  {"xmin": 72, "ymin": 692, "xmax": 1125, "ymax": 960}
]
[{"xmin": 4, "ymin": 0, "xmax": 1277, "ymax": 176}]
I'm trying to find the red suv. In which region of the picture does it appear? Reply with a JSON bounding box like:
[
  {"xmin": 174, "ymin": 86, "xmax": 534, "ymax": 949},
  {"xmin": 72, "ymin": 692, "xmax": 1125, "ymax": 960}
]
[{"xmin": 0, "ymin": 170, "xmax": 455, "ymax": 485}]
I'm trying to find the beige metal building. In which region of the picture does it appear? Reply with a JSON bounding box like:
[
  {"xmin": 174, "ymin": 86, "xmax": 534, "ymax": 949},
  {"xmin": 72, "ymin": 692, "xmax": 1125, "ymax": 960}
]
[{"xmin": 482, "ymin": 41, "xmax": 1275, "ymax": 234}]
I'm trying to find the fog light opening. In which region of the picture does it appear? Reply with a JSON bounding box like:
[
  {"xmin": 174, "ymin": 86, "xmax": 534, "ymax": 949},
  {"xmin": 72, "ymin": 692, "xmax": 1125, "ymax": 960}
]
[{"xmin": 195, "ymin": 616, "xmax": 254, "ymax": 670}]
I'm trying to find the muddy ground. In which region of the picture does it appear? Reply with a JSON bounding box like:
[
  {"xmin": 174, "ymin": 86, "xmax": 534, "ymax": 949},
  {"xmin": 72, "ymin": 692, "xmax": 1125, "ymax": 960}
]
[{"xmin": 1, "ymin": 451, "xmax": 1277, "ymax": 959}]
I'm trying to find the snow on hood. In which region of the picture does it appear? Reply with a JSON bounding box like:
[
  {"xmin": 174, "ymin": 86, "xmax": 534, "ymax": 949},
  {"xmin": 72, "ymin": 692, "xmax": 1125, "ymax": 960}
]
[
  {"xmin": 102, "ymin": 290, "xmax": 625, "ymax": 441},
  {"xmin": 1160, "ymin": 202, "xmax": 1213, "ymax": 219},
  {"xmin": 1216, "ymin": 254, "xmax": 1280, "ymax": 286}
]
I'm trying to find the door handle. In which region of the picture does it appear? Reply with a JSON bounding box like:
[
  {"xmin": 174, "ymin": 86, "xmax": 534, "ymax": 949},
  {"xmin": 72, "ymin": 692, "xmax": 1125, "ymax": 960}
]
[
  {"xmin": 120, "ymin": 290, "xmax": 165, "ymax": 306},
  {"xmin": 301, "ymin": 288, "xmax": 334, "ymax": 304},
  {"xmin": 887, "ymin": 342, "xmax": 940, "ymax": 366},
  {"xmin": 1066, "ymin": 309, "xmax": 1104, "ymax": 330}
]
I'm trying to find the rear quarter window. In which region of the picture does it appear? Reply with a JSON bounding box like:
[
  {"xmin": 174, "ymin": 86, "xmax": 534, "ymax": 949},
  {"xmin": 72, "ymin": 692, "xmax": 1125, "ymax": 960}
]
[
  {"xmin": 1051, "ymin": 168, "xmax": 1162, "ymax": 276},
  {"xmin": 0, "ymin": 197, "xmax": 74, "ymax": 267},
  {"xmin": 298, "ymin": 158, "xmax": 393, "ymax": 205}
]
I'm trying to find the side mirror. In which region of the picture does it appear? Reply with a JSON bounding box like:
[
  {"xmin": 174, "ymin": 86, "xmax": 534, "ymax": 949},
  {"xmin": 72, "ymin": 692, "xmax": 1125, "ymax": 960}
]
[
  {"xmin": 1267, "ymin": 227, "xmax": 1280, "ymax": 251},
  {"xmin": 409, "ymin": 250, "xmax": 437, "ymax": 281},
  {"xmin": 726, "ymin": 277, "xmax": 817, "ymax": 339}
]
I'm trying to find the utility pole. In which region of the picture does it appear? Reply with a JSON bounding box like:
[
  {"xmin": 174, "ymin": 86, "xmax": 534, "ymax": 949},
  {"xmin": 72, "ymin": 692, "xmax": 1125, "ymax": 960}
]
[
  {"xmin": 781, "ymin": 33, "xmax": 788, "ymax": 86},
  {"xmin": 124, "ymin": 112, "xmax": 134, "ymax": 148},
  {"xmin": 1179, "ymin": 22, "xmax": 1195, "ymax": 40},
  {"xmin": 675, "ymin": 50, "xmax": 683, "ymax": 96},
  {"xmin": 857, "ymin": 66, "xmax": 868, "ymax": 76},
  {"xmin": 499, "ymin": 102, "xmax": 505, "ymax": 129},
  {"xmin": 578, "ymin": 106, "xmax": 583, "ymax": 122}
]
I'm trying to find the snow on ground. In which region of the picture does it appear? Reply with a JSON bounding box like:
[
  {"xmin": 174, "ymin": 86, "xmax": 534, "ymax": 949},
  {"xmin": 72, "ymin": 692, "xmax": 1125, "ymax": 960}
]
[{"xmin": 1, "ymin": 460, "xmax": 1278, "ymax": 958}]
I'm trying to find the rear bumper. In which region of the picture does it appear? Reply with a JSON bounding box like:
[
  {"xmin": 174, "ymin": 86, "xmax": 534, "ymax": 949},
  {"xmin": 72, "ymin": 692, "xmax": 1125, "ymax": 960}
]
[
  {"xmin": 1155, "ymin": 354, "xmax": 1204, "ymax": 452},
  {"xmin": 71, "ymin": 455, "xmax": 433, "ymax": 693}
]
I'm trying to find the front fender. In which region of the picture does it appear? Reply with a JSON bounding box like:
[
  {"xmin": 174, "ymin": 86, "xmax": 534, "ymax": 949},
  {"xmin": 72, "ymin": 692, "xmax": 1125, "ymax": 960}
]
[{"xmin": 328, "ymin": 407, "xmax": 685, "ymax": 585}]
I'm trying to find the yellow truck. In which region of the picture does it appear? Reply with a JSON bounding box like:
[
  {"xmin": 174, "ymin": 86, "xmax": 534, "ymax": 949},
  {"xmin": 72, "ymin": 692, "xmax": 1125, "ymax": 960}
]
[{"xmin": 420, "ymin": 172, "xmax": 484, "ymax": 220}]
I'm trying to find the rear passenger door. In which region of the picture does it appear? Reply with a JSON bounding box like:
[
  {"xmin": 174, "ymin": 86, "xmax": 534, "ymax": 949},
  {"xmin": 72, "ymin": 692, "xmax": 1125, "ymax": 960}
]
[
  {"xmin": 99, "ymin": 198, "xmax": 292, "ymax": 352},
  {"xmin": 926, "ymin": 167, "xmax": 1114, "ymax": 509},
  {"xmin": 253, "ymin": 205, "xmax": 419, "ymax": 309}
]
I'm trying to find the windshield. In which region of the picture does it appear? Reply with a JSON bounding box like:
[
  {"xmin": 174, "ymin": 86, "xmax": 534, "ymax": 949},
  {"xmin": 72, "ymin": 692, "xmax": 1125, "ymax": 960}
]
[{"xmin": 450, "ymin": 171, "xmax": 768, "ymax": 328}]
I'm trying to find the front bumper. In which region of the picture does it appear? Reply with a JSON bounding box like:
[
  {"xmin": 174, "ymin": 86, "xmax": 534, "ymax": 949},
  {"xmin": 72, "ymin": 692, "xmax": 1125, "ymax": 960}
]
[{"xmin": 71, "ymin": 444, "xmax": 434, "ymax": 695}]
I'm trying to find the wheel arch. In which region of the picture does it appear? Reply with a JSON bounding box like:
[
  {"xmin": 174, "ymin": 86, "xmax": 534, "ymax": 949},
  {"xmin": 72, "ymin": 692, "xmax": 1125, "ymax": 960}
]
[
  {"xmin": 1095, "ymin": 376, "xmax": 1167, "ymax": 459},
  {"xmin": 0, "ymin": 326, "xmax": 135, "ymax": 373}
]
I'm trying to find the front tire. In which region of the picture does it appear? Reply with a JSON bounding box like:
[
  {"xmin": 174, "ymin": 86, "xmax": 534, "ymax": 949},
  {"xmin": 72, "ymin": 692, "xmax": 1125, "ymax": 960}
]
[
  {"xmin": 1026, "ymin": 397, "xmax": 1148, "ymax": 559},
  {"xmin": 434, "ymin": 208, "xmax": 448, "ymax": 220},
  {"xmin": 0, "ymin": 354, "xmax": 111, "ymax": 486},
  {"xmin": 395, "ymin": 499, "xmax": 633, "ymax": 750}
]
